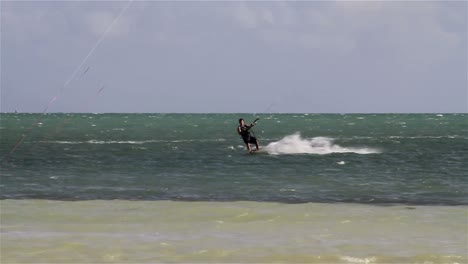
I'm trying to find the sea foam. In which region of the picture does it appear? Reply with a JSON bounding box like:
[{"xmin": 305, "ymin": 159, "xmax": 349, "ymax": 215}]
[{"xmin": 263, "ymin": 133, "xmax": 380, "ymax": 155}]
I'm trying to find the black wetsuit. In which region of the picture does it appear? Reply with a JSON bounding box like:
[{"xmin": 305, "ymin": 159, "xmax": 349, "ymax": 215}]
[{"xmin": 238, "ymin": 125, "xmax": 257, "ymax": 144}]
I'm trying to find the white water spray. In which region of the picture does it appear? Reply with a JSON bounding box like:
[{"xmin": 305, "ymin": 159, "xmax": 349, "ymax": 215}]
[{"xmin": 263, "ymin": 133, "xmax": 381, "ymax": 155}]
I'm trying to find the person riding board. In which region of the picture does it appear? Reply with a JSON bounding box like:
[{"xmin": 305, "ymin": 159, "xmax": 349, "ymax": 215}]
[{"xmin": 237, "ymin": 118, "xmax": 260, "ymax": 152}]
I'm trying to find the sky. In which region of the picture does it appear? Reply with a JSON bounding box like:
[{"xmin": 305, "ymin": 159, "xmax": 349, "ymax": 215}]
[{"xmin": 1, "ymin": 0, "xmax": 467, "ymax": 113}]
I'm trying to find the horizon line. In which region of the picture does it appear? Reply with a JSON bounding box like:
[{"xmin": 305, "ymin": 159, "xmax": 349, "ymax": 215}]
[{"xmin": 1, "ymin": 111, "xmax": 466, "ymax": 115}]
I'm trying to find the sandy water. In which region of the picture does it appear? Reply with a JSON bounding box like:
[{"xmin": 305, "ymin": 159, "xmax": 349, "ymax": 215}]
[{"xmin": 1, "ymin": 200, "xmax": 466, "ymax": 263}]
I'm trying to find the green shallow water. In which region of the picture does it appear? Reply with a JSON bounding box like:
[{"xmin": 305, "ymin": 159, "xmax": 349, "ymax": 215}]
[{"xmin": 1, "ymin": 199, "xmax": 466, "ymax": 263}]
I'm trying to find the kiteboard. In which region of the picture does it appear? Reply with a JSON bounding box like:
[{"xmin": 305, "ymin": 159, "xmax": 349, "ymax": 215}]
[{"xmin": 249, "ymin": 148, "xmax": 264, "ymax": 154}]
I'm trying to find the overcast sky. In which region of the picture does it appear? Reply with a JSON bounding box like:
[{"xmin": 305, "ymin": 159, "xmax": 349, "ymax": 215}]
[{"xmin": 1, "ymin": 1, "xmax": 467, "ymax": 113}]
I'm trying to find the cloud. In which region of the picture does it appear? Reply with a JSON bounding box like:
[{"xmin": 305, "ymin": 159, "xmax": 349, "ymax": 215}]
[
  {"xmin": 1, "ymin": 2, "xmax": 68, "ymax": 44},
  {"xmin": 231, "ymin": 2, "xmax": 276, "ymax": 29},
  {"xmin": 84, "ymin": 10, "xmax": 131, "ymax": 37},
  {"xmin": 1, "ymin": 1, "xmax": 466, "ymax": 113},
  {"xmin": 240, "ymin": 1, "xmax": 465, "ymax": 65}
]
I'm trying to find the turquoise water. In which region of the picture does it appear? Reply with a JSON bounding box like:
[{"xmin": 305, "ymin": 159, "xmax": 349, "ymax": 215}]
[
  {"xmin": 1, "ymin": 113, "xmax": 467, "ymax": 263},
  {"xmin": 1, "ymin": 113, "xmax": 467, "ymax": 205}
]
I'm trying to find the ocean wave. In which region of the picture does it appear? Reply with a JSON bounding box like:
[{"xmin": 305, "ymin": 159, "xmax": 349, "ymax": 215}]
[
  {"xmin": 42, "ymin": 140, "xmax": 170, "ymax": 144},
  {"xmin": 41, "ymin": 139, "xmax": 221, "ymax": 144},
  {"xmin": 263, "ymin": 133, "xmax": 381, "ymax": 155},
  {"xmin": 387, "ymin": 135, "xmax": 465, "ymax": 139}
]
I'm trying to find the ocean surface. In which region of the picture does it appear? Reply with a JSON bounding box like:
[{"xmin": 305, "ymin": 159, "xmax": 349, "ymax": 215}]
[{"xmin": 1, "ymin": 113, "xmax": 467, "ymax": 263}]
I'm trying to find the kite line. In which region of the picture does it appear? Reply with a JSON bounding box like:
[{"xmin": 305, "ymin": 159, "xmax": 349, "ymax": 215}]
[{"xmin": 0, "ymin": 0, "xmax": 134, "ymax": 164}]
